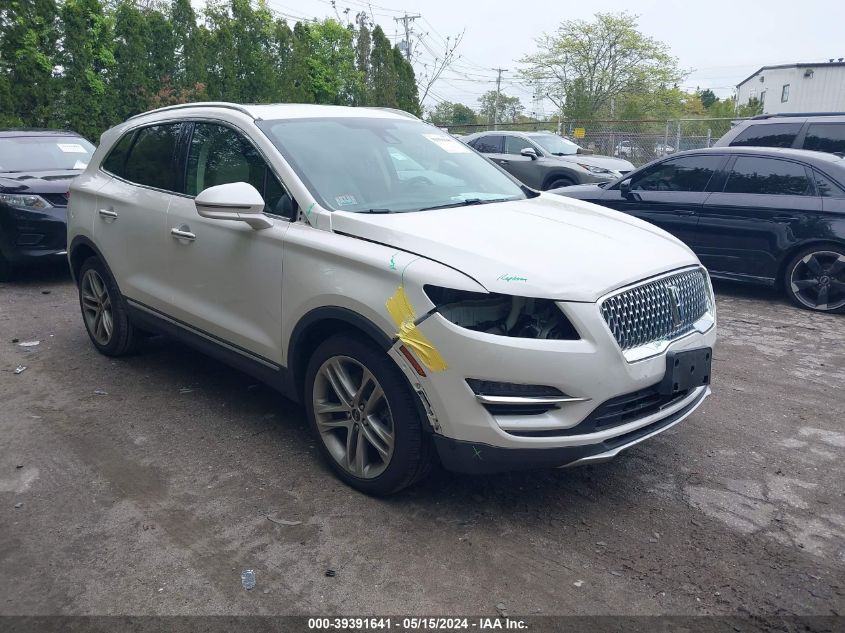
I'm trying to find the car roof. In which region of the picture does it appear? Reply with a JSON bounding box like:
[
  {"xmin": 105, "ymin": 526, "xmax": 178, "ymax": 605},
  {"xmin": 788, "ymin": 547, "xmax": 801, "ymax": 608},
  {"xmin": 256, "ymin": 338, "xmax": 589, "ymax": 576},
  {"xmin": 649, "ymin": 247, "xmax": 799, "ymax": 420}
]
[
  {"xmin": 662, "ymin": 146, "xmax": 845, "ymax": 165},
  {"xmin": 0, "ymin": 129, "xmax": 84, "ymax": 138},
  {"xmin": 125, "ymin": 102, "xmax": 420, "ymax": 123}
]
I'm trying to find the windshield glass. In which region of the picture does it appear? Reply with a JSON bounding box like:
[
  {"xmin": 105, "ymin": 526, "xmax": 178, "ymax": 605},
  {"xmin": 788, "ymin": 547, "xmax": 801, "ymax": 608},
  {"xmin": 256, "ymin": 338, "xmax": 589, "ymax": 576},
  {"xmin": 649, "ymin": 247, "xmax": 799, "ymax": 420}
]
[
  {"xmin": 0, "ymin": 135, "xmax": 95, "ymax": 172},
  {"xmin": 528, "ymin": 134, "xmax": 581, "ymax": 156},
  {"xmin": 257, "ymin": 117, "xmax": 527, "ymax": 213}
]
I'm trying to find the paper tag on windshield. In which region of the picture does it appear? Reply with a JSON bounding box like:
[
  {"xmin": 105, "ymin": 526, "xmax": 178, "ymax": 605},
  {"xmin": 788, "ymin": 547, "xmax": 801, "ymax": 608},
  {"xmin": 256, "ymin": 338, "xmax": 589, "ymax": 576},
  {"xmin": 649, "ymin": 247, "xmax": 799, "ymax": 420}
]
[
  {"xmin": 423, "ymin": 134, "xmax": 470, "ymax": 154},
  {"xmin": 57, "ymin": 143, "xmax": 87, "ymax": 153}
]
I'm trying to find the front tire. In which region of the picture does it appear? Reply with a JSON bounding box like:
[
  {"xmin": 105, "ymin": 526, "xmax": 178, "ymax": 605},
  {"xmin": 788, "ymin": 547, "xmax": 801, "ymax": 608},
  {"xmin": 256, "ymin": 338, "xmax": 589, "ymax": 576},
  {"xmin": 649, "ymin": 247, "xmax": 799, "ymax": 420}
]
[
  {"xmin": 78, "ymin": 257, "xmax": 139, "ymax": 355},
  {"xmin": 783, "ymin": 245, "xmax": 845, "ymax": 314},
  {"xmin": 545, "ymin": 177, "xmax": 575, "ymax": 190},
  {"xmin": 304, "ymin": 334, "xmax": 433, "ymax": 495}
]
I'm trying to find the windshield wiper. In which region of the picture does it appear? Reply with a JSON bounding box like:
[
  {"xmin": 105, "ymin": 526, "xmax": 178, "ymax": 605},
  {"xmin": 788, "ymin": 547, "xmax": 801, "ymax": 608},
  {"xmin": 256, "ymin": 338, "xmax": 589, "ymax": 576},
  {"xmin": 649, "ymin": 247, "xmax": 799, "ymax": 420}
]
[
  {"xmin": 356, "ymin": 208, "xmax": 392, "ymax": 214},
  {"xmin": 417, "ymin": 198, "xmax": 510, "ymax": 212}
]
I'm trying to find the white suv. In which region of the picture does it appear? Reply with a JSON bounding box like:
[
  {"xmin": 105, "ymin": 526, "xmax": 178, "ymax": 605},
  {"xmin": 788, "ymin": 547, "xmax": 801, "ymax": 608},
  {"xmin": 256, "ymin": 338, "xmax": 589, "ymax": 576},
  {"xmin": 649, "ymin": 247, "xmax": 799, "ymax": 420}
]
[{"xmin": 67, "ymin": 103, "xmax": 716, "ymax": 495}]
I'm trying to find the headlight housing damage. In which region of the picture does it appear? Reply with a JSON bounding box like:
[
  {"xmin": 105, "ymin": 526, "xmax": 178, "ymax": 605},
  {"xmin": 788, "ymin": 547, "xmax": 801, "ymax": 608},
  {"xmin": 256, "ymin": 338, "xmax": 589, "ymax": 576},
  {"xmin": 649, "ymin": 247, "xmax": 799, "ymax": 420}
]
[{"xmin": 424, "ymin": 285, "xmax": 579, "ymax": 340}]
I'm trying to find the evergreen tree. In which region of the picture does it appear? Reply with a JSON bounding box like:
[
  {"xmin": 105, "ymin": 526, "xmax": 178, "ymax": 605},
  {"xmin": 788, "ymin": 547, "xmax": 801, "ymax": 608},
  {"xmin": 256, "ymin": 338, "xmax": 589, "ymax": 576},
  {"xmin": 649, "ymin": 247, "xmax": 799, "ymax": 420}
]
[
  {"xmin": 368, "ymin": 25, "xmax": 396, "ymax": 108},
  {"xmin": 287, "ymin": 22, "xmax": 315, "ymax": 103},
  {"xmin": 0, "ymin": 0, "xmax": 59, "ymax": 127},
  {"xmin": 353, "ymin": 13, "xmax": 371, "ymax": 106},
  {"xmin": 59, "ymin": 0, "xmax": 115, "ymax": 139},
  {"xmin": 394, "ymin": 47, "xmax": 421, "ymax": 116},
  {"xmin": 145, "ymin": 7, "xmax": 177, "ymax": 91},
  {"xmin": 270, "ymin": 17, "xmax": 293, "ymax": 101},
  {"xmin": 112, "ymin": 1, "xmax": 150, "ymax": 119},
  {"xmin": 171, "ymin": 0, "xmax": 206, "ymax": 90}
]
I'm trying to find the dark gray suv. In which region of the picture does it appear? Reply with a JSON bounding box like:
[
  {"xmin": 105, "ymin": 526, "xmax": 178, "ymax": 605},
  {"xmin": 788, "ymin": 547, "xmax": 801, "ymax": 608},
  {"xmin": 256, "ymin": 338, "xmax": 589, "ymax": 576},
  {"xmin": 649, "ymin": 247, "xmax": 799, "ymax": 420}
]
[
  {"xmin": 713, "ymin": 113, "xmax": 845, "ymax": 156},
  {"xmin": 463, "ymin": 131, "xmax": 634, "ymax": 190}
]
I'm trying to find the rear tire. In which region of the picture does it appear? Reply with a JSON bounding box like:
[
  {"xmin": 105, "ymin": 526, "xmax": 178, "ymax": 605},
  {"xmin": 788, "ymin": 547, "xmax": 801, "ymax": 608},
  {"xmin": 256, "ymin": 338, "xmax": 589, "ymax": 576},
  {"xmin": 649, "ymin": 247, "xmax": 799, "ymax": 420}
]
[
  {"xmin": 304, "ymin": 334, "xmax": 433, "ymax": 496},
  {"xmin": 783, "ymin": 244, "xmax": 845, "ymax": 314},
  {"xmin": 77, "ymin": 256, "xmax": 139, "ymax": 355},
  {"xmin": 545, "ymin": 177, "xmax": 575, "ymax": 190}
]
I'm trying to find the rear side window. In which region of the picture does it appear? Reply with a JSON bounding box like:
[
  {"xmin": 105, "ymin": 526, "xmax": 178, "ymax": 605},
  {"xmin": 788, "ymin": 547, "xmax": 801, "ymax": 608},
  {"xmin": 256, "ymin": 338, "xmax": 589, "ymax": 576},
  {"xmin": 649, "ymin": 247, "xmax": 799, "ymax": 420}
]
[
  {"xmin": 472, "ymin": 135, "xmax": 503, "ymax": 153},
  {"xmin": 123, "ymin": 124, "xmax": 182, "ymax": 192},
  {"xmin": 723, "ymin": 157, "xmax": 811, "ymax": 196},
  {"xmin": 631, "ymin": 155, "xmax": 722, "ymax": 192},
  {"xmin": 730, "ymin": 123, "xmax": 802, "ymax": 148},
  {"xmin": 802, "ymin": 123, "xmax": 845, "ymax": 154},
  {"xmin": 101, "ymin": 132, "xmax": 135, "ymax": 177},
  {"xmin": 814, "ymin": 170, "xmax": 845, "ymax": 198}
]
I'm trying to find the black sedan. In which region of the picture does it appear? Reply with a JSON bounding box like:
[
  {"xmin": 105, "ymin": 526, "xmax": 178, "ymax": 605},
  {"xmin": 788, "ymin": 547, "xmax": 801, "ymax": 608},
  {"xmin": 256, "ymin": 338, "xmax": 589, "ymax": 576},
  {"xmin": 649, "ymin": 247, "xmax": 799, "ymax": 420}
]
[
  {"xmin": 552, "ymin": 147, "xmax": 845, "ymax": 314},
  {"xmin": 0, "ymin": 129, "xmax": 95, "ymax": 280}
]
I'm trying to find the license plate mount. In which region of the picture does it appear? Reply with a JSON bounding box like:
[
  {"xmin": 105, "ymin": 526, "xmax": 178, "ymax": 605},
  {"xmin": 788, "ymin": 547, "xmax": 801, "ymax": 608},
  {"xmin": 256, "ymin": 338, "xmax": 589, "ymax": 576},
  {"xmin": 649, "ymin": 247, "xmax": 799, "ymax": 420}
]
[{"xmin": 658, "ymin": 347, "xmax": 712, "ymax": 396}]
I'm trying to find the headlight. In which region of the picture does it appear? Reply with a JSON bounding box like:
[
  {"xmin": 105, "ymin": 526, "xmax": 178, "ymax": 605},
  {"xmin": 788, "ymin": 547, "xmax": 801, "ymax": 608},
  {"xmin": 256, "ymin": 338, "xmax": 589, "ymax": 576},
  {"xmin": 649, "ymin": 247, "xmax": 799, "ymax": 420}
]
[
  {"xmin": 424, "ymin": 286, "xmax": 579, "ymax": 340},
  {"xmin": 0, "ymin": 193, "xmax": 52, "ymax": 209},
  {"xmin": 576, "ymin": 163, "xmax": 614, "ymax": 175}
]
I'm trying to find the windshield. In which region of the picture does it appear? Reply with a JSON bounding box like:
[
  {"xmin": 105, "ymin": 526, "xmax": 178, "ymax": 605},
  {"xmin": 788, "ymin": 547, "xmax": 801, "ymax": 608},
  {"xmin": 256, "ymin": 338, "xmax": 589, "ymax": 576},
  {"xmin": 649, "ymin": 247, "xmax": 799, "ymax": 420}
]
[
  {"xmin": 257, "ymin": 117, "xmax": 527, "ymax": 213},
  {"xmin": 528, "ymin": 134, "xmax": 581, "ymax": 156},
  {"xmin": 0, "ymin": 135, "xmax": 95, "ymax": 172}
]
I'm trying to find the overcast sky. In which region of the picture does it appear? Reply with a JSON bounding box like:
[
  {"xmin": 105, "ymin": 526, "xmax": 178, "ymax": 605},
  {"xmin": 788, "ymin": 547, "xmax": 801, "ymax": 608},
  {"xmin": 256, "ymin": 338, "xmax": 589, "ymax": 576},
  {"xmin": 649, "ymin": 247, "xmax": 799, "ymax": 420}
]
[{"xmin": 206, "ymin": 0, "xmax": 845, "ymax": 113}]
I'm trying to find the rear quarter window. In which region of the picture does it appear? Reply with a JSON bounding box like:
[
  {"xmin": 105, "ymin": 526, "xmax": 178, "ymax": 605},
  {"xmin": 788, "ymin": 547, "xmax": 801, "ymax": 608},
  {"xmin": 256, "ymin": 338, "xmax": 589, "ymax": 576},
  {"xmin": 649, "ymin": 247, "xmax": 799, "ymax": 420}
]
[
  {"xmin": 730, "ymin": 123, "xmax": 803, "ymax": 148},
  {"xmin": 122, "ymin": 124, "xmax": 183, "ymax": 192},
  {"xmin": 101, "ymin": 132, "xmax": 135, "ymax": 177},
  {"xmin": 802, "ymin": 123, "xmax": 845, "ymax": 154}
]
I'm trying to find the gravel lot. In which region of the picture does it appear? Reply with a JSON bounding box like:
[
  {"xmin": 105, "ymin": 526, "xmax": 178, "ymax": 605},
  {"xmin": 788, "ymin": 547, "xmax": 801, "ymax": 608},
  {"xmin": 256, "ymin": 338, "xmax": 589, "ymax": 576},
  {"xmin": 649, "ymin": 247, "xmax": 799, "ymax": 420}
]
[{"xmin": 1, "ymin": 264, "xmax": 843, "ymax": 617}]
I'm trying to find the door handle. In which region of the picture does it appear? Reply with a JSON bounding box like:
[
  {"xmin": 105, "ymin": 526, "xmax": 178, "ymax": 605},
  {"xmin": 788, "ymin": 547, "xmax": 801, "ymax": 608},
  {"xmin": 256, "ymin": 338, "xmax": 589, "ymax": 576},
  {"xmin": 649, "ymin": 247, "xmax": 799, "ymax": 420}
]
[
  {"xmin": 170, "ymin": 227, "xmax": 196, "ymax": 241},
  {"xmin": 773, "ymin": 215, "xmax": 798, "ymax": 223},
  {"xmin": 674, "ymin": 209, "xmax": 697, "ymax": 216},
  {"xmin": 98, "ymin": 208, "xmax": 118, "ymax": 219}
]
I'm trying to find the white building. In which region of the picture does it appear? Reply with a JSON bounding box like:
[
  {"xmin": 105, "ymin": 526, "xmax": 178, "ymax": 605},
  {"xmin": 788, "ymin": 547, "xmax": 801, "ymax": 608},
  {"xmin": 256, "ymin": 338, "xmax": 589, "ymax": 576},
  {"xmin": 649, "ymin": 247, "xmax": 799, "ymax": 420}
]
[{"xmin": 736, "ymin": 60, "xmax": 845, "ymax": 114}]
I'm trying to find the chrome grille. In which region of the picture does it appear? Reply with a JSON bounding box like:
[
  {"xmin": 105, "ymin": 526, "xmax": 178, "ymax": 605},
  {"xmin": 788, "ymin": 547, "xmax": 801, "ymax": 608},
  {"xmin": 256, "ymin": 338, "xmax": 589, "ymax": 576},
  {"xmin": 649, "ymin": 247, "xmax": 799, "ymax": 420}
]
[{"xmin": 600, "ymin": 268, "xmax": 710, "ymax": 352}]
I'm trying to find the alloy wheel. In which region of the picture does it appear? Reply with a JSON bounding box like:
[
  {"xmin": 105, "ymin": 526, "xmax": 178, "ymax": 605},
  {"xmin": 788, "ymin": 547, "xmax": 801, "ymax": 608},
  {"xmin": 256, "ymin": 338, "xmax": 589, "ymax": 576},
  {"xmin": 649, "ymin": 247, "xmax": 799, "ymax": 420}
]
[
  {"xmin": 81, "ymin": 269, "xmax": 114, "ymax": 345},
  {"xmin": 312, "ymin": 355, "xmax": 395, "ymax": 479},
  {"xmin": 789, "ymin": 251, "xmax": 845, "ymax": 312}
]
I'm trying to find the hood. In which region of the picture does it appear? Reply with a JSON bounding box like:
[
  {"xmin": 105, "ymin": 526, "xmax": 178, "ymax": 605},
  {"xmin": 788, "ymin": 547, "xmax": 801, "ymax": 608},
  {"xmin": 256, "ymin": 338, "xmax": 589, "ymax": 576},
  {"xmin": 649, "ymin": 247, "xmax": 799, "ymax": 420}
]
[
  {"xmin": 554, "ymin": 154, "xmax": 635, "ymax": 173},
  {"xmin": 0, "ymin": 169, "xmax": 80, "ymax": 194},
  {"xmin": 330, "ymin": 194, "xmax": 699, "ymax": 302}
]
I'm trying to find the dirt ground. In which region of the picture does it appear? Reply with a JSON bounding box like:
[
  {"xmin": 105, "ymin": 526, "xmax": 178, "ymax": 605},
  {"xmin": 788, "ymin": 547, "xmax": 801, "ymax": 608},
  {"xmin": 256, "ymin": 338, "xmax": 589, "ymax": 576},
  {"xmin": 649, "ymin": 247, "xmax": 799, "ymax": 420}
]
[{"xmin": 1, "ymin": 264, "xmax": 843, "ymax": 617}]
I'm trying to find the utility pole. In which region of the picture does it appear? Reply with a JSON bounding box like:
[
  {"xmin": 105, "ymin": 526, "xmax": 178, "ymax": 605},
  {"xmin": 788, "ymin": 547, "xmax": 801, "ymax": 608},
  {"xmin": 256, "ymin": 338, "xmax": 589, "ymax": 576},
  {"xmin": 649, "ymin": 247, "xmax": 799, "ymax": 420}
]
[
  {"xmin": 492, "ymin": 67, "xmax": 507, "ymax": 129},
  {"xmin": 394, "ymin": 13, "xmax": 420, "ymax": 61}
]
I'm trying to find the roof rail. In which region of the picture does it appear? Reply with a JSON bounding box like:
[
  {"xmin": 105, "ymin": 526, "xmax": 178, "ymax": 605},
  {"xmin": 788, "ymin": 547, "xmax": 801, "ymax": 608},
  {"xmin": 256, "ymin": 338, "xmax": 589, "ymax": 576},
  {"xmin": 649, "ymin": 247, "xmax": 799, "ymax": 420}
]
[
  {"xmin": 752, "ymin": 111, "xmax": 845, "ymax": 119},
  {"xmin": 366, "ymin": 107, "xmax": 419, "ymax": 120},
  {"xmin": 126, "ymin": 102, "xmax": 256, "ymax": 121}
]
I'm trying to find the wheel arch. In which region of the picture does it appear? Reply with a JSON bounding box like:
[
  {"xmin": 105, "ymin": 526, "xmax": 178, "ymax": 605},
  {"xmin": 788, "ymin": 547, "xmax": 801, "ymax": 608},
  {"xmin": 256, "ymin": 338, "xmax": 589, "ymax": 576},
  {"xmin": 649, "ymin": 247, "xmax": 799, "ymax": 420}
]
[
  {"xmin": 287, "ymin": 307, "xmax": 394, "ymax": 401},
  {"xmin": 775, "ymin": 238, "xmax": 845, "ymax": 288},
  {"xmin": 69, "ymin": 236, "xmax": 112, "ymax": 285},
  {"xmin": 542, "ymin": 171, "xmax": 577, "ymax": 190}
]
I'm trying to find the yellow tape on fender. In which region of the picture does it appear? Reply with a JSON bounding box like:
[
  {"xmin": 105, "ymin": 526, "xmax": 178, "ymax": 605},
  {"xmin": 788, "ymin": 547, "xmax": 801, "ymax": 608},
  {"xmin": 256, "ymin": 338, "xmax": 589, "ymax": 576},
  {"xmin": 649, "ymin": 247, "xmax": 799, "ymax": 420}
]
[{"xmin": 386, "ymin": 286, "xmax": 448, "ymax": 372}]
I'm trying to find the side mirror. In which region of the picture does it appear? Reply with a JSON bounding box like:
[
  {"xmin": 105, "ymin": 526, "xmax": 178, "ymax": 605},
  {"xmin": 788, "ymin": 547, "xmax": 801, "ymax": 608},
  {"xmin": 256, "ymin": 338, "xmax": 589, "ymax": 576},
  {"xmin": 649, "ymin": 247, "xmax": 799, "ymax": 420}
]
[
  {"xmin": 195, "ymin": 182, "xmax": 273, "ymax": 230},
  {"xmin": 520, "ymin": 147, "xmax": 539, "ymax": 160},
  {"xmin": 619, "ymin": 179, "xmax": 632, "ymax": 197}
]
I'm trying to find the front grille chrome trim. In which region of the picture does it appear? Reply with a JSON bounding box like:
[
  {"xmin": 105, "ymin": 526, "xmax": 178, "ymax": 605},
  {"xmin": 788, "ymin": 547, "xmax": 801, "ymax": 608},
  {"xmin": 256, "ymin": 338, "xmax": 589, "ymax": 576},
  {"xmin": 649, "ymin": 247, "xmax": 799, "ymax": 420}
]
[
  {"xmin": 599, "ymin": 266, "xmax": 714, "ymax": 362},
  {"xmin": 476, "ymin": 394, "xmax": 590, "ymax": 406}
]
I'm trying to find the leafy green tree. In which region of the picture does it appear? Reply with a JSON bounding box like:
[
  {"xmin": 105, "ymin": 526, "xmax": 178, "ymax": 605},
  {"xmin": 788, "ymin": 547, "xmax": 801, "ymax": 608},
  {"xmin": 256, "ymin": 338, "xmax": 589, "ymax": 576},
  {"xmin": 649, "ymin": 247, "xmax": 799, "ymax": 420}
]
[
  {"xmin": 287, "ymin": 21, "xmax": 315, "ymax": 103},
  {"xmin": 428, "ymin": 101, "xmax": 477, "ymax": 125},
  {"xmin": 145, "ymin": 8, "xmax": 176, "ymax": 91},
  {"xmin": 368, "ymin": 25, "xmax": 397, "ymax": 108},
  {"xmin": 171, "ymin": 0, "xmax": 206, "ymax": 90},
  {"xmin": 737, "ymin": 96, "xmax": 764, "ymax": 117},
  {"xmin": 520, "ymin": 12, "xmax": 685, "ymax": 118},
  {"xmin": 59, "ymin": 0, "xmax": 115, "ymax": 139},
  {"xmin": 0, "ymin": 0, "xmax": 59, "ymax": 127},
  {"xmin": 308, "ymin": 19, "xmax": 358, "ymax": 105},
  {"xmin": 478, "ymin": 90, "xmax": 523, "ymax": 124}
]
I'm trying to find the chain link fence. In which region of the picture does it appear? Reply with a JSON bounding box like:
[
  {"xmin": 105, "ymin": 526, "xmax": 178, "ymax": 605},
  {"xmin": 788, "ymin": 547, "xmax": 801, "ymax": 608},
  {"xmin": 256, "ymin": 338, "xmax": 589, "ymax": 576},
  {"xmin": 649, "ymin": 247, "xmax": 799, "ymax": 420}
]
[{"xmin": 435, "ymin": 118, "xmax": 752, "ymax": 167}]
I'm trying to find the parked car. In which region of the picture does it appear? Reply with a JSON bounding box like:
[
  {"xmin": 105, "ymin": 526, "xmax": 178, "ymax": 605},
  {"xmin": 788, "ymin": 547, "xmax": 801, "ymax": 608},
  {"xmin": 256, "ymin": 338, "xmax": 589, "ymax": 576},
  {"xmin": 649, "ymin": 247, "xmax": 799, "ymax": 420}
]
[
  {"xmin": 551, "ymin": 147, "xmax": 845, "ymax": 313},
  {"xmin": 0, "ymin": 129, "xmax": 94, "ymax": 280},
  {"xmin": 463, "ymin": 130, "xmax": 634, "ymax": 190},
  {"xmin": 615, "ymin": 140, "xmax": 675, "ymax": 160},
  {"xmin": 713, "ymin": 112, "xmax": 845, "ymax": 156},
  {"xmin": 68, "ymin": 103, "xmax": 716, "ymax": 494}
]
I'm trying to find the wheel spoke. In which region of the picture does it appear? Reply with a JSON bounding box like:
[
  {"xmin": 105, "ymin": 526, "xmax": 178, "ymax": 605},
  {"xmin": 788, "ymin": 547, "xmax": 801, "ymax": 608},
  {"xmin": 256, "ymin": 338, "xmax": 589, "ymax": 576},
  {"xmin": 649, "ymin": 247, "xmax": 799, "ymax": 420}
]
[
  {"xmin": 352, "ymin": 368, "xmax": 376, "ymax": 408},
  {"xmin": 324, "ymin": 360, "xmax": 355, "ymax": 407},
  {"xmin": 817, "ymin": 285, "xmax": 830, "ymax": 307},
  {"xmin": 362, "ymin": 383, "xmax": 384, "ymax": 417},
  {"xmin": 792, "ymin": 278, "xmax": 820, "ymax": 291},
  {"xmin": 315, "ymin": 400, "xmax": 351, "ymax": 415},
  {"xmin": 804, "ymin": 254, "xmax": 822, "ymax": 275},
  {"xmin": 346, "ymin": 426, "xmax": 366, "ymax": 476},
  {"xmin": 316, "ymin": 415, "xmax": 352, "ymax": 432},
  {"xmin": 362, "ymin": 418, "xmax": 393, "ymax": 459},
  {"xmin": 102, "ymin": 309, "xmax": 113, "ymax": 339},
  {"xmin": 829, "ymin": 257, "xmax": 845, "ymax": 276},
  {"xmin": 82, "ymin": 291, "xmax": 99, "ymax": 310},
  {"xmin": 830, "ymin": 280, "xmax": 845, "ymax": 293}
]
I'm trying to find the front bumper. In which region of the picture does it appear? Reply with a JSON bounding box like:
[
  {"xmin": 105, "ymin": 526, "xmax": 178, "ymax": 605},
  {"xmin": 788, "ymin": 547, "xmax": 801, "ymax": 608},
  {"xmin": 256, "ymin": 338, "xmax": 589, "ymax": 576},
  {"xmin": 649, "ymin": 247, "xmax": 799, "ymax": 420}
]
[
  {"xmin": 0, "ymin": 205, "xmax": 68, "ymax": 264},
  {"xmin": 393, "ymin": 280, "xmax": 716, "ymax": 469}
]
